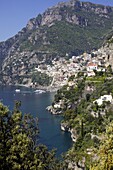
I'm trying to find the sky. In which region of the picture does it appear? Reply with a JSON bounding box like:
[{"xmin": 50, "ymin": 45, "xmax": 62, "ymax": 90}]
[{"xmin": 0, "ymin": 0, "xmax": 113, "ymax": 42}]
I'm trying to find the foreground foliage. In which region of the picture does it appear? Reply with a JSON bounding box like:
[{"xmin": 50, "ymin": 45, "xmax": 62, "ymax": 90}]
[
  {"xmin": 91, "ymin": 121, "xmax": 113, "ymax": 170},
  {"xmin": 0, "ymin": 101, "xmax": 66, "ymax": 170}
]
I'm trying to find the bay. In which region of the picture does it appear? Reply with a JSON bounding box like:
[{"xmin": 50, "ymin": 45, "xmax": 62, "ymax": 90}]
[{"xmin": 0, "ymin": 85, "xmax": 73, "ymax": 156}]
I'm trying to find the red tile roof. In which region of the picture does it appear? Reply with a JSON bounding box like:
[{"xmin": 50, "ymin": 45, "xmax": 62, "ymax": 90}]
[{"xmin": 87, "ymin": 62, "xmax": 97, "ymax": 67}]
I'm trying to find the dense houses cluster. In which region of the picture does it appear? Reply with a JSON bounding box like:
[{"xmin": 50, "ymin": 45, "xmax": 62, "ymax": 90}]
[
  {"xmin": 34, "ymin": 50, "xmax": 108, "ymax": 89},
  {"xmin": 3, "ymin": 47, "xmax": 111, "ymax": 90}
]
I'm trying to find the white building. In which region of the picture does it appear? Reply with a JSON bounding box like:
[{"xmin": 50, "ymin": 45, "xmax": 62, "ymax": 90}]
[
  {"xmin": 87, "ymin": 71, "xmax": 95, "ymax": 77},
  {"xmin": 87, "ymin": 62, "xmax": 98, "ymax": 72},
  {"xmin": 94, "ymin": 95, "xmax": 112, "ymax": 106}
]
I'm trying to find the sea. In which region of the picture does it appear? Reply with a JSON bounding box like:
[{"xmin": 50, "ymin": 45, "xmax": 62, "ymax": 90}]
[{"xmin": 0, "ymin": 85, "xmax": 73, "ymax": 157}]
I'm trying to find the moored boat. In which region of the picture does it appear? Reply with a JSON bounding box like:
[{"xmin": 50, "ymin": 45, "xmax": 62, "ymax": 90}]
[
  {"xmin": 34, "ymin": 89, "xmax": 45, "ymax": 94},
  {"xmin": 15, "ymin": 89, "xmax": 20, "ymax": 92}
]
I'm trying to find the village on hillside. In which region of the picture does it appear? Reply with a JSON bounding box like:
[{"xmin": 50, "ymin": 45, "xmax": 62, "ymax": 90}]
[{"xmin": 33, "ymin": 47, "xmax": 112, "ymax": 90}]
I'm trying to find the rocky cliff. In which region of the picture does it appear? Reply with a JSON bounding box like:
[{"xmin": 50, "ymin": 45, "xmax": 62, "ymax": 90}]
[{"xmin": 92, "ymin": 30, "xmax": 113, "ymax": 69}]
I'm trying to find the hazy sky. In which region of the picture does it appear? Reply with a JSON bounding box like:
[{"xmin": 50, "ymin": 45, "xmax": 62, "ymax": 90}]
[{"xmin": 0, "ymin": 0, "xmax": 113, "ymax": 42}]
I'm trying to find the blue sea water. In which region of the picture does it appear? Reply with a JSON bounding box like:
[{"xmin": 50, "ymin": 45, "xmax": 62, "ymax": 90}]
[{"xmin": 0, "ymin": 85, "xmax": 72, "ymax": 156}]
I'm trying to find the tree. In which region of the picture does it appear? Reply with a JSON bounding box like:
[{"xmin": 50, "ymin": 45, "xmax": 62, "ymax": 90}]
[
  {"xmin": 0, "ymin": 101, "xmax": 65, "ymax": 170},
  {"xmin": 91, "ymin": 121, "xmax": 113, "ymax": 170},
  {"xmin": 106, "ymin": 65, "xmax": 112, "ymax": 76}
]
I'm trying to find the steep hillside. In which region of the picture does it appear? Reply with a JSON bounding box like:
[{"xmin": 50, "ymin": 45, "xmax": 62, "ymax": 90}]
[
  {"xmin": 91, "ymin": 29, "xmax": 113, "ymax": 69},
  {"xmin": 49, "ymin": 60, "xmax": 113, "ymax": 169},
  {"xmin": 1, "ymin": 0, "xmax": 113, "ymax": 85}
]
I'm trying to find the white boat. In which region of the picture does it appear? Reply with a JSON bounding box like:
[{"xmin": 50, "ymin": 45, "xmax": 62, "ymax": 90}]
[
  {"xmin": 34, "ymin": 89, "xmax": 45, "ymax": 94},
  {"xmin": 15, "ymin": 89, "xmax": 20, "ymax": 92}
]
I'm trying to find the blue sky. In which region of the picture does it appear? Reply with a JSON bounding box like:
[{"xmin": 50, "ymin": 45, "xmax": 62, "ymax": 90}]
[{"xmin": 0, "ymin": 0, "xmax": 113, "ymax": 42}]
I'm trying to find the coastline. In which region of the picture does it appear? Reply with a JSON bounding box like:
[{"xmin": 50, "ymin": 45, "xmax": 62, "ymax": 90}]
[
  {"xmin": 0, "ymin": 85, "xmax": 73, "ymax": 157},
  {"xmin": 14, "ymin": 83, "xmax": 60, "ymax": 92}
]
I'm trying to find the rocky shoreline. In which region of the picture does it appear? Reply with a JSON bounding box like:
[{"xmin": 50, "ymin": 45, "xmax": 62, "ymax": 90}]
[
  {"xmin": 61, "ymin": 122, "xmax": 78, "ymax": 142},
  {"xmin": 47, "ymin": 105, "xmax": 78, "ymax": 142}
]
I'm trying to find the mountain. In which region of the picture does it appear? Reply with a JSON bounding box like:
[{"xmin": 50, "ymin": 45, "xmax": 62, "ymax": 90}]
[{"xmin": 1, "ymin": 0, "xmax": 113, "ymax": 85}]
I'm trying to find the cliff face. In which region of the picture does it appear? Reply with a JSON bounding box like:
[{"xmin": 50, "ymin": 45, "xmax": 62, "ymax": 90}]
[
  {"xmin": 0, "ymin": 0, "xmax": 113, "ymax": 84},
  {"xmin": 93, "ymin": 30, "xmax": 113, "ymax": 69}
]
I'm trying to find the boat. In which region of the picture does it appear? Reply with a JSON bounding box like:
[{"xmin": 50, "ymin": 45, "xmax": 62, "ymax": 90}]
[
  {"xmin": 34, "ymin": 89, "xmax": 45, "ymax": 94},
  {"xmin": 15, "ymin": 89, "xmax": 20, "ymax": 92}
]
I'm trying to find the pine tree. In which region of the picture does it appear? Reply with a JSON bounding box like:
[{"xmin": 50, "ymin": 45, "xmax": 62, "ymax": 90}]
[{"xmin": 0, "ymin": 101, "xmax": 66, "ymax": 170}]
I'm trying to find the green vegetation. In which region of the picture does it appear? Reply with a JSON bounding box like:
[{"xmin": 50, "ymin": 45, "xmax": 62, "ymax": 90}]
[
  {"xmin": 32, "ymin": 71, "xmax": 52, "ymax": 86},
  {"xmin": 20, "ymin": 19, "xmax": 113, "ymax": 56},
  {"xmin": 106, "ymin": 30, "xmax": 113, "ymax": 44},
  {"xmin": 1, "ymin": 98, "xmax": 112, "ymax": 169},
  {"xmin": 54, "ymin": 75, "xmax": 113, "ymax": 169},
  {"xmin": 18, "ymin": 4, "xmax": 113, "ymax": 56},
  {"xmin": 0, "ymin": 101, "xmax": 67, "ymax": 170},
  {"xmin": 91, "ymin": 121, "xmax": 113, "ymax": 170}
]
